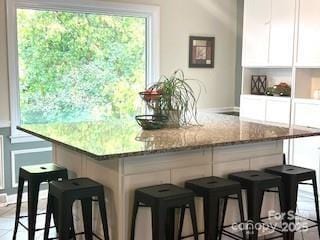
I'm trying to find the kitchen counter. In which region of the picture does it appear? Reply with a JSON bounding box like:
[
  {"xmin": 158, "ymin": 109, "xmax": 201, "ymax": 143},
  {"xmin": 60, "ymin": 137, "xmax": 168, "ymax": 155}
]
[
  {"xmin": 18, "ymin": 113, "xmax": 320, "ymax": 160},
  {"xmin": 18, "ymin": 114, "xmax": 320, "ymax": 240}
]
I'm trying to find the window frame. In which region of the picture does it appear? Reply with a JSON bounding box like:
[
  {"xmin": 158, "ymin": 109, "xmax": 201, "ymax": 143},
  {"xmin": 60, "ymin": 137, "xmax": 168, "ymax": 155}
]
[{"xmin": 7, "ymin": 0, "xmax": 160, "ymax": 143}]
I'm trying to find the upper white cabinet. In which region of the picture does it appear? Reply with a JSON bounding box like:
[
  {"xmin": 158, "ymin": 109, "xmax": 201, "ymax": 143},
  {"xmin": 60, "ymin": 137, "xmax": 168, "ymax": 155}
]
[
  {"xmin": 296, "ymin": 0, "xmax": 320, "ymax": 66},
  {"xmin": 242, "ymin": 0, "xmax": 295, "ymax": 67},
  {"xmin": 243, "ymin": 0, "xmax": 271, "ymax": 66},
  {"xmin": 269, "ymin": 0, "xmax": 296, "ymax": 66}
]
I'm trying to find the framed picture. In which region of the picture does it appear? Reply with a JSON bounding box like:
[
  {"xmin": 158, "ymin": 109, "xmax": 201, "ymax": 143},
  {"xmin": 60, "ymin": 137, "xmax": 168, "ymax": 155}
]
[{"xmin": 189, "ymin": 36, "xmax": 215, "ymax": 68}]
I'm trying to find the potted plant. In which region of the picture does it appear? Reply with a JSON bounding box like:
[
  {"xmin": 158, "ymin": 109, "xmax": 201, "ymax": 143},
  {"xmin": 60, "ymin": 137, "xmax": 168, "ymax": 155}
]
[{"xmin": 147, "ymin": 70, "xmax": 201, "ymax": 128}]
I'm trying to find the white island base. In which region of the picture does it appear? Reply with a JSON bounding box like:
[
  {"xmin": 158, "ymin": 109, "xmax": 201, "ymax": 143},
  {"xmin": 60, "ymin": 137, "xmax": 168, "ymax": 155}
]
[{"xmin": 52, "ymin": 140, "xmax": 284, "ymax": 240}]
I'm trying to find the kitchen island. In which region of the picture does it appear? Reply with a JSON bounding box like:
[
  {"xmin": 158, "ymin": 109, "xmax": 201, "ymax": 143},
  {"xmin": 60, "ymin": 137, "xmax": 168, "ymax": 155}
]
[{"xmin": 18, "ymin": 114, "xmax": 320, "ymax": 240}]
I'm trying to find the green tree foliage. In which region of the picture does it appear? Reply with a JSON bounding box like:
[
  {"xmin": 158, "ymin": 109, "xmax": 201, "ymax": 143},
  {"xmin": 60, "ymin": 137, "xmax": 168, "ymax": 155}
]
[{"xmin": 17, "ymin": 9, "xmax": 146, "ymax": 124}]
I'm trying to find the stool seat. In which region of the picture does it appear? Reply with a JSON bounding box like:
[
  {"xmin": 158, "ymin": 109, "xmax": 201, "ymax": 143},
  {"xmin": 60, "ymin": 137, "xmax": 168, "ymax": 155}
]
[
  {"xmin": 131, "ymin": 184, "xmax": 198, "ymax": 240},
  {"xmin": 19, "ymin": 163, "xmax": 67, "ymax": 182},
  {"xmin": 44, "ymin": 177, "xmax": 110, "ymax": 240},
  {"xmin": 49, "ymin": 178, "xmax": 102, "ymax": 199},
  {"xmin": 266, "ymin": 165, "xmax": 315, "ymax": 181},
  {"xmin": 13, "ymin": 163, "xmax": 68, "ymax": 240},
  {"xmin": 186, "ymin": 176, "xmax": 241, "ymax": 195},
  {"xmin": 229, "ymin": 170, "xmax": 286, "ymax": 240},
  {"xmin": 229, "ymin": 170, "xmax": 281, "ymax": 187},
  {"xmin": 136, "ymin": 184, "xmax": 194, "ymax": 202},
  {"xmin": 265, "ymin": 164, "xmax": 320, "ymax": 240},
  {"xmin": 182, "ymin": 176, "xmax": 245, "ymax": 240}
]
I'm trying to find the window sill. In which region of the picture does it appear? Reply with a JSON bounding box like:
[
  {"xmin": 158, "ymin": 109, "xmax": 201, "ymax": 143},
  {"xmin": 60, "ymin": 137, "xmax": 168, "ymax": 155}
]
[{"xmin": 10, "ymin": 134, "xmax": 44, "ymax": 144}]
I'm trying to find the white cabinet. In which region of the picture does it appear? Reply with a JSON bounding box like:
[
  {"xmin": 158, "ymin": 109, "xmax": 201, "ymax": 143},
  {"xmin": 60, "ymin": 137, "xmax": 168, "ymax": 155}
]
[
  {"xmin": 265, "ymin": 97, "xmax": 291, "ymax": 124},
  {"xmin": 297, "ymin": 0, "xmax": 320, "ymax": 66},
  {"xmin": 240, "ymin": 95, "xmax": 291, "ymax": 124},
  {"xmin": 242, "ymin": 0, "xmax": 295, "ymax": 67},
  {"xmin": 291, "ymin": 136, "xmax": 320, "ymax": 193},
  {"xmin": 269, "ymin": 0, "xmax": 295, "ymax": 66},
  {"xmin": 240, "ymin": 95, "xmax": 266, "ymax": 121},
  {"xmin": 293, "ymin": 99, "xmax": 320, "ymax": 128},
  {"xmin": 243, "ymin": 0, "xmax": 271, "ymax": 66}
]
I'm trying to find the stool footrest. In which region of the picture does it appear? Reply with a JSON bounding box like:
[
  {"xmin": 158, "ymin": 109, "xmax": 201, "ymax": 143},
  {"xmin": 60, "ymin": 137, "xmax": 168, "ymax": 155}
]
[
  {"xmin": 179, "ymin": 231, "xmax": 204, "ymax": 239},
  {"xmin": 18, "ymin": 221, "xmax": 56, "ymax": 232},
  {"xmin": 18, "ymin": 212, "xmax": 47, "ymax": 219}
]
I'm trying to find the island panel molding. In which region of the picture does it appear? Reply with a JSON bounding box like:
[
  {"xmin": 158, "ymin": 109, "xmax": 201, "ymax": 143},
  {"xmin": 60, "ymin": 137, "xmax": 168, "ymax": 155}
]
[{"xmin": 53, "ymin": 139, "xmax": 284, "ymax": 239}]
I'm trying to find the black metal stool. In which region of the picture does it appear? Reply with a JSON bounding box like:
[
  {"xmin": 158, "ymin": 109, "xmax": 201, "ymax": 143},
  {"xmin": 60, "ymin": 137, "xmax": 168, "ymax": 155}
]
[
  {"xmin": 13, "ymin": 163, "xmax": 68, "ymax": 240},
  {"xmin": 44, "ymin": 178, "xmax": 110, "ymax": 240},
  {"xmin": 130, "ymin": 184, "xmax": 199, "ymax": 240},
  {"xmin": 180, "ymin": 176, "xmax": 246, "ymax": 240},
  {"xmin": 229, "ymin": 170, "xmax": 286, "ymax": 240},
  {"xmin": 265, "ymin": 164, "xmax": 320, "ymax": 240}
]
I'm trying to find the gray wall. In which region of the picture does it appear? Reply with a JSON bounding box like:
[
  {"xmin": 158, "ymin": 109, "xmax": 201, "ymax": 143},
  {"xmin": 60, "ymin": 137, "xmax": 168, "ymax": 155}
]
[
  {"xmin": 0, "ymin": 127, "xmax": 52, "ymax": 195},
  {"xmin": 235, "ymin": 0, "xmax": 244, "ymax": 107}
]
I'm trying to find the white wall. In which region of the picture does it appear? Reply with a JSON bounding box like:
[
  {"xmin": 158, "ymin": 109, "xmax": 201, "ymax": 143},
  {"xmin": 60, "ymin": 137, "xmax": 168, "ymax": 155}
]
[{"xmin": 0, "ymin": 0, "xmax": 238, "ymax": 123}]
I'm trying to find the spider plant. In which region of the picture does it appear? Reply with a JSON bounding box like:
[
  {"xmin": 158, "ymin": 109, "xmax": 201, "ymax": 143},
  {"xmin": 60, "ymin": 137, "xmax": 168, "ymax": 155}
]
[{"xmin": 147, "ymin": 70, "xmax": 201, "ymax": 127}]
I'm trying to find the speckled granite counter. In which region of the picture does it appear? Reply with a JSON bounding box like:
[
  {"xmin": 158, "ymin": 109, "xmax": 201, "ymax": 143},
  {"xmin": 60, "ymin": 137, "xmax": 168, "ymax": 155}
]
[
  {"xmin": 17, "ymin": 114, "xmax": 320, "ymax": 240},
  {"xmin": 18, "ymin": 113, "xmax": 320, "ymax": 160}
]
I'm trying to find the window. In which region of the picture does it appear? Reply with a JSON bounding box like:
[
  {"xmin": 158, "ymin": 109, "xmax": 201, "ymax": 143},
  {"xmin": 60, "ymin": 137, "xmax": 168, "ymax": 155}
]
[{"xmin": 7, "ymin": 0, "xmax": 159, "ymax": 142}]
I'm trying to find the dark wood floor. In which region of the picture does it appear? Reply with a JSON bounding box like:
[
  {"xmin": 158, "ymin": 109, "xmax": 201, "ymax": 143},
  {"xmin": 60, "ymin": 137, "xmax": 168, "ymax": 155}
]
[{"xmin": 0, "ymin": 195, "xmax": 319, "ymax": 239}]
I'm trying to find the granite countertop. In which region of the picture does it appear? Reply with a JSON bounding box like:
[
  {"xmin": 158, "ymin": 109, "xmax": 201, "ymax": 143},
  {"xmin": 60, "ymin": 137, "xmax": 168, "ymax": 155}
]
[{"xmin": 18, "ymin": 114, "xmax": 320, "ymax": 160}]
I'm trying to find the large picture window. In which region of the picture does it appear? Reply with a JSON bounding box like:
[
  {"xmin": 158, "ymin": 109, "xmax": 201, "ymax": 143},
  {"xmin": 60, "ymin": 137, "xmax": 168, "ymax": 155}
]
[{"xmin": 7, "ymin": 0, "xmax": 159, "ymax": 142}]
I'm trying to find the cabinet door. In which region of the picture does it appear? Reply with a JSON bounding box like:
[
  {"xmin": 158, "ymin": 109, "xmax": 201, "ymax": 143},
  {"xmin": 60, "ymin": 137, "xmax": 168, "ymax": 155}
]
[
  {"xmin": 242, "ymin": 0, "xmax": 271, "ymax": 66},
  {"xmin": 240, "ymin": 95, "xmax": 266, "ymax": 121},
  {"xmin": 297, "ymin": 0, "xmax": 320, "ymax": 66},
  {"xmin": 265, "ymin": 97, "xmax": 291, "ymax": 125},
  {"xmin": 269, "ymin": 0, "xmax": 295, "ymax": 66},
  {"xmin": 294, "ymin": 100, "xmax": 320, "ymax": 128},
  {"xmin": 292, "ymin": 136, "xmax": 320, "ymax": 193}
]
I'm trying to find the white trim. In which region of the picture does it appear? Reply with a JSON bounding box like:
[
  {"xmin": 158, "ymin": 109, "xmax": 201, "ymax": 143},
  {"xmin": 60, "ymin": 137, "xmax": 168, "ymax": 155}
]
[
  {"xmin": 0, "ymin": 136, "xmax": 4, "ymax": 190},
  {"xmin": 6, "ymin": 0, "xmax": 160, "ymax": 137},
  {"xmin": 10, "ymin": 135, "xmax": 44, "ymax": 144},
  {"xmin": 199, "ymin": 107, "xmax": 240, "ymax": 114},
  {"xmin": 11, "ymin": 147, "xmax": 52, "ymax": 188},
  {"xmin": 0, "ymin": 121, "xmax": 10, "ymax": 128}
]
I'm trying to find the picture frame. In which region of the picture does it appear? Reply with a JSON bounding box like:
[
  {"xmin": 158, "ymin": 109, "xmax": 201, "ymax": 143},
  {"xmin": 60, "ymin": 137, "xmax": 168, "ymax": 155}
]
[{"xmin": 189, "ymin": 36, "xmax": 215, "ymax": 68}]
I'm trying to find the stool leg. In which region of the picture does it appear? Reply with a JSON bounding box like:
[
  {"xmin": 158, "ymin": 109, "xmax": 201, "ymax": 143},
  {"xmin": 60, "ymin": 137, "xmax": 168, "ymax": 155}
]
[
  {"xmin": 97, "ymin": 192, "xmax": 110, "ymax": 240},
  {"xmin": 52, "ymin": 171, "xmax": 69, "ymax": 235},
  {"xmin": 81, "ymin": 198, "xmax": 93, "ymax": 240},
  {"xmin": 151, "ymin": 205, "xmax": 167, "ymax": 240},
  {"xmin": 166, "ymin": 208, "xmax": 175, "ymax": 240},
  {"xmin": 247, "ymin": 188, "xmax": 264, "ymax": 240},
  {"xmin": 28, "ymin": 180, "xmax": 40, "ymax": 240},
  {"xmin": 204, "ymin": 196, "xmax": 219, "ymax": 240},
  {"xmin": 278, "ymin": 184, "xmax": 287, "ymax": 240},
  {"xmin": 44, "ymin": 194, "xmax": 54, "ymax": 240},
  {"xmin": 189, "ymin": 200, "xmax": 199, "ymax": 240},
  {"xmin": 283, "ymin": 179, "xmax": 298, "ymax": 240},
  {"xmin": 218, "ymin": 197, "xmax": 228, "ymax": 240},
  {"xmin": 178, "ymin": 207, "xmax": 185, "ymax": 240},
  {"xmin": 58, "ymin": 199, "xmax": 73, "ymax": 240},
  {"xmin": 312, "ymin": 173, "xmax": 320, "ymax": 238},
  {"xmin": 237, "ymin": 191, "xmax": 246, "ymax": 240},
  {"xmin": 130, "ymin": 197, "xmax": 139, "ymax": 240},
  {"xmin": 13, "ymin": 177, "xmax": 25, "ymax": 240}
]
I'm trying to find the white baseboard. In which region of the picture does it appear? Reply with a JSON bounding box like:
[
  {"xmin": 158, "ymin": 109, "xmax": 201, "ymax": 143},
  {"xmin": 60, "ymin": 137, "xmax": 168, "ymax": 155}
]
[
  {"xmin": 5, "ymin": 189, "xmax": 48, "ymax": 206},
  {"xmin": 0, "ymin": 121, "xmax": 10, "ymax": 128},
  {"xmin": 199, "ymin": 106, "xmax": 239, "ymax": 114}
]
